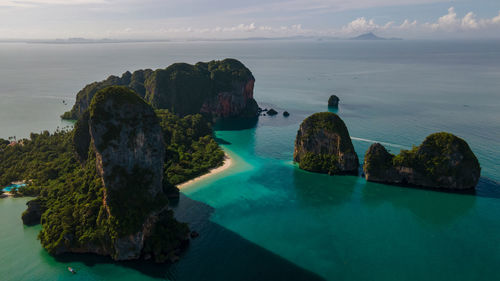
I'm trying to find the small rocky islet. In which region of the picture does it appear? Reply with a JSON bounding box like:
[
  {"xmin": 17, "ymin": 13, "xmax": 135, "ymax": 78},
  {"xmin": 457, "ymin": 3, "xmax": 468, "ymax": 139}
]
[
  {"xmin": 293, "ymin": 112, "xmax": 359, "ymax": 175},
  {"xmin": 328, "ymin": 94, "xmax": 340, "ymax": 107},
  {"xmin": 294, "ymin": 112, "xmax": 481, "ymax": 190},
  {"xmin": 363, "ymin": 132, "xmax": 481, "ymax": 190}
]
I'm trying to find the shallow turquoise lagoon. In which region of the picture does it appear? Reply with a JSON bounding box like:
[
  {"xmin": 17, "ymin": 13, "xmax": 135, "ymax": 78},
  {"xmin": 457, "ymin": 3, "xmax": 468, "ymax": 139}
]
[{"xmin": 1, "ymin": 40, "xmax": 500, "ymax": 280}]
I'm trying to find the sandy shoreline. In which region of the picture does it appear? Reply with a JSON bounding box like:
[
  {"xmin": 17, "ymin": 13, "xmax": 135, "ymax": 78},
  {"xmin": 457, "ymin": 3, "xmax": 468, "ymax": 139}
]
[
  {"xmin": 0, "ymin": 192, "xmax": 13, "ymax": 198},
  {"xmin": 177, "ymin": 152, "xmax": 233, "ymax": 189}
]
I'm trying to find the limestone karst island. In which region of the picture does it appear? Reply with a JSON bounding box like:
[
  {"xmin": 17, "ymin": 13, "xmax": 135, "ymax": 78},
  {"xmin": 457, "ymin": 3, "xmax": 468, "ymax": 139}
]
[{"xmin": 1, "ymin": 2, "xmax": 500, "ymax": 280}]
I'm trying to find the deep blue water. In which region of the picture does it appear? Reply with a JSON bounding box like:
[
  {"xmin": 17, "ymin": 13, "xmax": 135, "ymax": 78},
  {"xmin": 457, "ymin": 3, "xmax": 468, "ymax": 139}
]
[{"xmin": 0, "ymin": 39, "xmax": 499, "ymax": 280}]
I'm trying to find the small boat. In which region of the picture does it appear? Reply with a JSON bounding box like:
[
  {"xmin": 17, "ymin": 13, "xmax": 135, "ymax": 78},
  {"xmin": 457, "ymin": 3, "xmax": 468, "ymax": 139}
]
[{"xmin": 68, "ymin": 267, "xmax": 76, "ymax": 274}]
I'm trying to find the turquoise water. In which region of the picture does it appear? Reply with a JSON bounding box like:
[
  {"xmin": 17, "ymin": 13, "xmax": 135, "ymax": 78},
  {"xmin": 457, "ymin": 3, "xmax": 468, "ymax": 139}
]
[{"xmin": 1, "ymin": 40, "xmax": 500, "ymax": 280}]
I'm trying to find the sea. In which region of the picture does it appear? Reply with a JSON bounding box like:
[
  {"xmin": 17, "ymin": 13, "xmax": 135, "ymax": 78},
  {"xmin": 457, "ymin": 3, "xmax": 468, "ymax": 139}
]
[{"xmin": 0, "ymin": 39, "xmax": 499, "ymax": 281}]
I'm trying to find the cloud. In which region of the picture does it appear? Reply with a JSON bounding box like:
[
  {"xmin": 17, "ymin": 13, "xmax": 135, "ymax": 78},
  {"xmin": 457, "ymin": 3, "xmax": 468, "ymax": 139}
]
[
  {"xmin": 399, "ymin": 19, "xmax": 418, "ymax": 29},
  {"xmin": 428, "ymin": 7, "xmax": 480, "ymax": 31},
  {"xmin": 338, "ymin": 7, "xmax": 500, "ymax": 37},
  {"xmin": 64, "ymin": 8, "xmax": 500, "ymax": 39},
  {"xmin": 1, "ymin": 2, "xmax": 499, "ymax": 39},
  {"xmin": 111, "ymin": 23, "xmax": 308, "ymax": 39},
  {"xmin": 222, "ymin": 23, "xmax": 257, "ymax": 32},
  {"xmin": 340, "ymin": 17, "xmax": 398, "ymax": 35},
  {"xmin": 342, "ymin": 17, "xmax": 378, "ymax": 34}
]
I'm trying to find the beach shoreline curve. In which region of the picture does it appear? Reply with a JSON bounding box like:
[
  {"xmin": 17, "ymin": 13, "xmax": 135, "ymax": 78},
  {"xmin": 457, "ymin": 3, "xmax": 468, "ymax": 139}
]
[{"xmin": 177, "ymin": 152, "xmax": 233, "ymax": 189}]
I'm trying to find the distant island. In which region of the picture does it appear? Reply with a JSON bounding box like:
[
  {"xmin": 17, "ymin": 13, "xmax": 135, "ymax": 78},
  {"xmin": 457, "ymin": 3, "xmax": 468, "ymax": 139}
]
[{"xmin": 350, "ymin": 32, "xmax": 402, "ymax": 41}]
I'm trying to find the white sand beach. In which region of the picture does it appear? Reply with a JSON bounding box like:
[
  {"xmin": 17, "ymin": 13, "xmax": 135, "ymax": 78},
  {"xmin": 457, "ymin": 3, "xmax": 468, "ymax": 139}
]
[{"xmin": 177, "ymin": 152, "xmax": 233, "ymax": 189}]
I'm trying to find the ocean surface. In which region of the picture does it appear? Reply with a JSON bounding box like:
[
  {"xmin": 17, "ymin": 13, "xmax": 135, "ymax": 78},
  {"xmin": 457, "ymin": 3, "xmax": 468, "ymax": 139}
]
[{"xmin": 0, "ymin": 39, "xmax": 499, "ymax": 280}]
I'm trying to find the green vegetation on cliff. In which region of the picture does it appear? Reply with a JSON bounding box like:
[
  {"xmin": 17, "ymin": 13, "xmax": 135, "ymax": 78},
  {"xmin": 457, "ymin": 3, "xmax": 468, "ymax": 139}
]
[
  {"xmin": 392, "ymin": 132, "xmax": 480, "ymax": 185},
  {"xmin": 35, "ymin": 147, "xmax": 179, "ymax": 260},
  {"xmin": 297, "ymin": 152, "xmax": 340, "ymax": 174},
  {"xmin": 299, "ymin": 112, "xmax": 353, "ymax": 152},
  {"xmin": 363, "ymin": 143, "xmax": 395, "ymax": 178},
  {"xmin": 0, "ymin": 139, "xmax": 9, "ymax": 149},
  {"xmin": 157, "ymin": 109, "xmax": 225, "ymax": 187},
  {"xmin": 60, "ymin": 70, "xmax": 152, "ymax": 120},
  {"xmin": 1, "ymin": 86, "xmax": 225, "ymax": 261},
  {"xmin": 62, "ymin": 58, "xmax": 257, "ymax": 120},
  {"xmin": 203, "ymin": 59, "xmax": 253, "ymax": 93},
  {"xmin": 294, "ymin": 112, "xmax": 359, "ymax": 175},
  {"xmin": 364, "ymin": 132, "xmax": 481, "ymax": 189},
  {"xmin": 0, "ymin": 130, "xmax": 77, "ymax": 194},
  {"xmin": 38, "ymin": 149, "xmax": 109, "ymax": 254},
  {"xmin": 144, "ymin": 63, "xmax": 211, "ymax": 116}
]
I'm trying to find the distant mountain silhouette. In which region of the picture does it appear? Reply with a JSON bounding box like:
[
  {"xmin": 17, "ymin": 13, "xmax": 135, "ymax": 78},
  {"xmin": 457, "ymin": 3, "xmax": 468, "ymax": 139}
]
[{"xmin": 350, "ymin": 32, "xmax": 402, "ymax": 40}]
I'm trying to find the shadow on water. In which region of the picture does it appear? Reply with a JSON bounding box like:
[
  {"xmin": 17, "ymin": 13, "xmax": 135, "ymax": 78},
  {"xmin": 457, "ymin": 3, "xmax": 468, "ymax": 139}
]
[
  {"xmin": 292, "ymin": 167, "xmax": 356, "ymax": 207},
  {"xmin": 213, "ymin": 137, "xmax": 232, "ymax": 145},
  {"xmin": 360, "ymin": 180, "xmax": 477, "ymax": 225},
  {"xmin": 55, "ymin": 194, "xmax": 326, "ymax": 281},
  {"xmin": 360, "ymin": 176, "xmax": 500, "ymax": 199},
  {"xmin": 475, "ymin": 177, "xmax": 500, "ymax": 199},
  {"xmin": 213, "ymin": 117, "xmax": 259, "ymax": 131}
]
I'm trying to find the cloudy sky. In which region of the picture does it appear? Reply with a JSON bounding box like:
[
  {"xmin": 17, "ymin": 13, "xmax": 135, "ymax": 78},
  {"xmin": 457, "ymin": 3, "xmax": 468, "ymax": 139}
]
[{"xmin": 0, "ymin": 0, "xmax": 499, "ymax": 39}]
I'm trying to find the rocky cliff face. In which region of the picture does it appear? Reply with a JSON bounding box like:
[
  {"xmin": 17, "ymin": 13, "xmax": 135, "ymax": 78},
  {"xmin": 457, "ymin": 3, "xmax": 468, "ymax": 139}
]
[
  {"xmin": 47, "ymin": 86, "xmax": 189, "ymax": 262},
  {"xmin": 328, "ymin": 95, "xmax": 339, "ymax": 107},
  {"xmin": 363, "ymin": 132, "xmax": 481, "ymax": 190},
  {"xmin": 88, "ymin": 86, "xmax": 167, "ymax": 260},
  {"xmin": 363, "ymin": 143, "xmax": 401, "ymax": 182},
  {"xmin": 200, "ymin": 79, "xmax": 258, "ymax": 118},
  {"xmin": 62, "ymin": 59, "xmax": 258, "ymax": 120},
  {"xmin": 61, "ymin": 70, "xmax": 153, "ymax": 120},
  {"xmin": 293, "ymin": 112, "xmax": 359, "ymax": 175},
  {"xmin": 21, "ymin": 198, "xmax": 44, "ymax": 226},
  {"xmin": 89, "ymin": 87, "xmax": 165, "ymax": 199}
]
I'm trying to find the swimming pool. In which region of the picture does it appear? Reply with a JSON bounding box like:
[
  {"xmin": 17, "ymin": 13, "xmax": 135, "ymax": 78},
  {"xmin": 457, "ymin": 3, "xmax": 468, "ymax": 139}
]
[{"xmin": 2, "ymin": 184, "xmax": 26, "ymax": 192}]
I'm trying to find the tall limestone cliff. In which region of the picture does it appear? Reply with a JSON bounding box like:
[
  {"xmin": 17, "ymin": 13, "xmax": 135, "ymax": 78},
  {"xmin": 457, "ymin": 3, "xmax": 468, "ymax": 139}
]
[
  {"xmin": 363, "ymin": 132, "xmax": 481, "ymax": 190},
  {"xmin": 62, "ymin": 59, "xmax": 258, "ymax": 120},
  {"xmin": 39, "ymin": 86, "xmax": 189, "ymax": 262},
  {"xmin": 293, "ymin": 112, "xmax": 359, "ymax": 175}
]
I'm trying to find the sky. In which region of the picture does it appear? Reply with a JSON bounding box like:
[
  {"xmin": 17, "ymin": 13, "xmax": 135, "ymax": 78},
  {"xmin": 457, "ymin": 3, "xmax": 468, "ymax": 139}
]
[{"xmin": 0, "ymin": 0, "xmax": 499, "ymax": 39}]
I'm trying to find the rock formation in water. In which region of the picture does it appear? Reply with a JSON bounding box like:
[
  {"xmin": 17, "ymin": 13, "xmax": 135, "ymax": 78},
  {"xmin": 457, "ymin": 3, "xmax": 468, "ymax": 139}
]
[
  {"xmin": 21, "ymin": 198, "xmax": 43, "ymax": 226},
  {"xmin": 40, "ymin": 86, "xmax": 189, "ymax": 262},
  {"xmin": 293, "ymin": 112, "xmax": 359, "ymax": 175},
  {"xmin": 328, "ymin": 95, "xmax": 339, "ymax": 107},
  {"xmin": 62, "ymin": 59, "xmax": 258, "ymax": 120},
  {"xmin": 267, "ymin": 108, "xmax": 278, "ymax": 116},
  {"xmin": 363, "ymin": 132, "xmax": 481, "ymax": 190}
]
